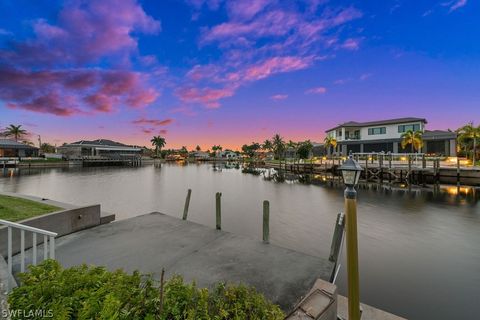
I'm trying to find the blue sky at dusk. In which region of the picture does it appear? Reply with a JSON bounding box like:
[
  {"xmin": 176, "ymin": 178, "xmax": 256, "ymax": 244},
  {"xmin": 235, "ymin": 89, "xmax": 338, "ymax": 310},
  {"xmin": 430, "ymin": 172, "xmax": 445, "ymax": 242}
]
[{"xmin": 0, "ymin": 0, "xmax": 479, "ymax": 149}]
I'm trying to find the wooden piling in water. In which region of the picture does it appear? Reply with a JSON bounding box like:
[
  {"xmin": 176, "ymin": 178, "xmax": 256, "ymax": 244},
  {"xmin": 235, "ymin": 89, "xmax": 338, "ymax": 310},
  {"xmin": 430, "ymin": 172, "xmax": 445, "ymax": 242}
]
[
  {"xmin": 457, "ymin": 157, "xmax": 461, "ymax": 185},
  {"xmin": 215, "ymin": 192, "xmax": 222, "ymax": 230},
  {"xmin": 182, "ymin": 189, "xmax": 192, "ymax": 220},
  {"xmin": 263, "ymin": 200, "xmax": 270, "ymax": 243}
]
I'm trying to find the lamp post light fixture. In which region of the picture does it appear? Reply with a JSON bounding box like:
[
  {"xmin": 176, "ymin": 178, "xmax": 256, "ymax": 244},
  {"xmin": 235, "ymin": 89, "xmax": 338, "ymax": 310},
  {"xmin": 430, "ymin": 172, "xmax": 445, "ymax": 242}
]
[{"xmin": 339, "ymin": 155, "xmax": 363, "ymax": 320}]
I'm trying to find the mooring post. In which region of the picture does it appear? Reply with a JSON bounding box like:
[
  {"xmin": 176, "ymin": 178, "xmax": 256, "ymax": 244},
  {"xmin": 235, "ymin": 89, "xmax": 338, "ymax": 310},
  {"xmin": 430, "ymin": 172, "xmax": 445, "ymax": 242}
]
[
  {"xmin": 215, "ymin": 192, "xmax": 222, "ymax": 230},
  {"xmin": 263, "ymin": 200, "xmax": 270, "ymax": 243},
  {"xmin": 182, "ymin": 189, "xmax": 192, "ymax": 220},
  {"xmin": 408, "ymin": 155, "xmax": 412, "ymax": 184},
  {"xmin": 457, "ymin": 157, "xmax": 461, "ymax": 185}
]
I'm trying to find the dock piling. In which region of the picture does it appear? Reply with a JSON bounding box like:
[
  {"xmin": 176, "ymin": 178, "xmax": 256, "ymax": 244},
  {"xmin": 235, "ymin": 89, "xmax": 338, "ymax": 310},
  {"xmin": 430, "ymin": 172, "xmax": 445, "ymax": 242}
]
[
  {"xmin": 182, "ymin": 189, "xmax": 192, "ymax": 220},
  {"xmin": 215, "ymin": 192, "xmax": 222, "ymax": 230},
  {"xmin": 263, "ymin": 200, "xmax": 270, "ymax": 243}
]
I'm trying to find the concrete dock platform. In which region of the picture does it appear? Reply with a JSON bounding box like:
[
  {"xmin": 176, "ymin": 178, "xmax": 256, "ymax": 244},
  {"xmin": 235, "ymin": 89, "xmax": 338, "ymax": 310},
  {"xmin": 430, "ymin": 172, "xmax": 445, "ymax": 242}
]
[{"xmin": 12, "ymin": 212, "xmax": 334, "ymax": 311}]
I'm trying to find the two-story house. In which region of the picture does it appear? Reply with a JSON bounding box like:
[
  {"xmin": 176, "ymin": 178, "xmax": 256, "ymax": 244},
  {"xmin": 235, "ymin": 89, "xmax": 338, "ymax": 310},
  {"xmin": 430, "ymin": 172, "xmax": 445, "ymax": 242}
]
[{"xmin": 325, "ymin": 117, "xmax": 456, "ymax": 156}]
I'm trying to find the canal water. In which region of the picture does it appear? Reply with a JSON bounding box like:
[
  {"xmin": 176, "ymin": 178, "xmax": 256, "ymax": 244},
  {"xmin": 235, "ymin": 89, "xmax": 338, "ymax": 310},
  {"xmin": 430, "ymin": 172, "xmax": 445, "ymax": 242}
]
[{"xmin": 1, "ymin": 163, "xmax": 479, "ymax": 320}]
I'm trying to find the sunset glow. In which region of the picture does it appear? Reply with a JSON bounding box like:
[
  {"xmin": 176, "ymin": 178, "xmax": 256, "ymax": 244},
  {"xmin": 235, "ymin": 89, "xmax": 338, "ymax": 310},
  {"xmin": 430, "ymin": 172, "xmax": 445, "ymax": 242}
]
[{"xmin": 1, "ymin": 0, "xmax": 479, "ymax": 150}]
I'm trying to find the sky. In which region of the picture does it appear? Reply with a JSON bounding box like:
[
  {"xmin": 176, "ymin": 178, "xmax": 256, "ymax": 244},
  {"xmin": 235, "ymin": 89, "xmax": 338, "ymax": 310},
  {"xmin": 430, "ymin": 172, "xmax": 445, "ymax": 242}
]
[{"xmin": 0, "ymin": 0, "xmax": 479, "ymax": 150}]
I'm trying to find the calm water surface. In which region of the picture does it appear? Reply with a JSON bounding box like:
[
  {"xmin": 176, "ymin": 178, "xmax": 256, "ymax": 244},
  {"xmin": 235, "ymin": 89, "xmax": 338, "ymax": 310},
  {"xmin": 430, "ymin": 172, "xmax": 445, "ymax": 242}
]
[{"xmin": 1, "ymin": 163, "xmax": 479, "ymax": 320}]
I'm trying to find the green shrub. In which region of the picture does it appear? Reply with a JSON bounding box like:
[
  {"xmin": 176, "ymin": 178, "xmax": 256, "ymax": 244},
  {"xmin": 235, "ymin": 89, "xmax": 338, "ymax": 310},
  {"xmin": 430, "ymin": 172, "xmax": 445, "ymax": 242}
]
[{"xmin": 8, "ymin": 260, "xmax": 284, "ymax": 320}]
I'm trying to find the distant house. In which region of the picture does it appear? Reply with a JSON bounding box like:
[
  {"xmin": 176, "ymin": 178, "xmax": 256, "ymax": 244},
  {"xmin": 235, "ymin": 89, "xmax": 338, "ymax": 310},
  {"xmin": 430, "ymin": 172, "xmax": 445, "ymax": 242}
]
[
  {"xmin": 191, "ymin": 151, "xmax": 210, "ymax": 160},
  {"xmin": 218, "ymin": 150, "xmax": 238, "ymax": 159},
  {"xmin": 58, "ymin": 139, "xmax": 142, "ymax": 159},
  {"xmin": 312, "ymin": 143, "xmax": 326, "ymax": 157},
  {"xmin": 0, "ymin": 139, "xmax": 38, "ymax": 157},
  {"xmin": 325, "ymin": 117, "xmax": 456, "ymax": 156}
]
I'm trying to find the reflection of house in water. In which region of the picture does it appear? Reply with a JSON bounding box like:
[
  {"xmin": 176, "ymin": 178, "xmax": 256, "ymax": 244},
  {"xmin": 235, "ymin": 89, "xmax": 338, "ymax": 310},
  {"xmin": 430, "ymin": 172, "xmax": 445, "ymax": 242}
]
[
  {"xmin": 58, "ymin": 139, "xmax": 142, "ymax": 159},
  {"xmin": 0, "ymin": 139, "xmax": 38, "ymax": 157}
]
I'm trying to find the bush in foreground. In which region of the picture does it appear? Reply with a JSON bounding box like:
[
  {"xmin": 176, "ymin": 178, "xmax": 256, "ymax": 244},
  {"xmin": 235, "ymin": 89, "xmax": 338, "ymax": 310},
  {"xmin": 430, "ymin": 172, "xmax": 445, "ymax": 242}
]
[{"xmin": 8, "ymin": 260, "xmax": 284, "ymax": 320}]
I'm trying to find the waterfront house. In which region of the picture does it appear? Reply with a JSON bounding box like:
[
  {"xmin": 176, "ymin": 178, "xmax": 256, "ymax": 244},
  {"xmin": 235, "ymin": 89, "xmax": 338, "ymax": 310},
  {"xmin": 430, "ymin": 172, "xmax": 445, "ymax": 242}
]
[
  {"xmin": 0, "ymin": 139, "xmax": 38, "ymax": 158},
  {"xmin": 218, "ymin": 150, "xmax": 238, "ymax": 159},
  {"xmin": 325, "ymin": 117, "xmax": 456, "ymax": 156},
  {"xmin": 190, "ymin": 151, "xmax": 210, "ymax": 160},
  {"xmin": 58, "ymin": 139, "xmax": 142, "ymax": 159}
]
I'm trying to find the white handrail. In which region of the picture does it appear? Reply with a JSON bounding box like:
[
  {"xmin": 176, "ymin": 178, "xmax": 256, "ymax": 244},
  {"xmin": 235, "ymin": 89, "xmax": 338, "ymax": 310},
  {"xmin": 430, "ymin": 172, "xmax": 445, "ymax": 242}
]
[
  {"xmin": 1, "ymin": 219, "xmax": 57, "ymax": 292},
  {"xmin": 0, "ymin": 219, "xmax": 57, "ymax": 237}
]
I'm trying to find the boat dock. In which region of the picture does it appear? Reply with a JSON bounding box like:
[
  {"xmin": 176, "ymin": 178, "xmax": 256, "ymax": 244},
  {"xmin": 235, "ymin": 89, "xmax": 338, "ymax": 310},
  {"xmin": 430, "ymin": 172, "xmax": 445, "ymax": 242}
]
[
  {"xmin": 262, "ymin": 153, "xmax": 480, "ymax": 186},
  {"xmin": 10, "ymin": 212, "xmax": 336, "ymax": 310}
]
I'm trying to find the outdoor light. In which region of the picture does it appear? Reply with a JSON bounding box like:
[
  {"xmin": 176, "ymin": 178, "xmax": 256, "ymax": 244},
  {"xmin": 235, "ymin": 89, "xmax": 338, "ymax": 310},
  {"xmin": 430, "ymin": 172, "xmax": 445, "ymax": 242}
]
[
  {"xmin": 339, "ymin": 155, "xmax": 363, "ymax": 187},
  {"xmin": 339, "ymin": 154, "xmax": 363, "ymax": 320}
]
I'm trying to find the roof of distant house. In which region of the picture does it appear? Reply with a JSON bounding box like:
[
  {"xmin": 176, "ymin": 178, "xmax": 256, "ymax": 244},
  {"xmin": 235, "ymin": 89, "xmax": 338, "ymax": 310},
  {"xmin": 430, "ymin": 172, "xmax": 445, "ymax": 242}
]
[
  {"xmin": 325, "ymin": 117, "xmax": 427, "ymax": 132},
  {"xmin": 68, "ymin": 139, "xmax": 131, "ymax": 147},
  {"xmin": 0, "ymin": 139, "xmax": 38, "ymax": 149}
]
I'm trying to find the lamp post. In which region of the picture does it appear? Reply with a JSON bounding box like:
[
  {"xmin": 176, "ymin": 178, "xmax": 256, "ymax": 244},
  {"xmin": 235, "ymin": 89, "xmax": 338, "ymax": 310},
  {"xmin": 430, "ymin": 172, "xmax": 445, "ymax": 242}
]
[{"xmin": 339, "ymin": 154, "xmax": 363, "ymax": 320}]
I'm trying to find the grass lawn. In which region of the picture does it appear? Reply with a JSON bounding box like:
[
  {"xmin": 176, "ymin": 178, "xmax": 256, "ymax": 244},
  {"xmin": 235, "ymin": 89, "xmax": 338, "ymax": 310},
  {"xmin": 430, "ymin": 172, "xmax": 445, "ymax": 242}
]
[{"xmin": 0, "ymin": 195, "xmax": 61, "ymax": 222}]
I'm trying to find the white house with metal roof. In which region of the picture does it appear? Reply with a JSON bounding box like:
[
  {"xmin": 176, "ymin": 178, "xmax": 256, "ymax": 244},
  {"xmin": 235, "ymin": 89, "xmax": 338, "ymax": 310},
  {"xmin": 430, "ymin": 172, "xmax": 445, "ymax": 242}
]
[
  {"xmin": 0, "ymin": 139, "xmax": 38, "ymax": 158},
  {"xmin": 58, "ymin": 139, "xmax": 142, "ymax": 159},
  {"xmin": 325, "ymin": 117, "xmax": 456, "ymax": 156}
]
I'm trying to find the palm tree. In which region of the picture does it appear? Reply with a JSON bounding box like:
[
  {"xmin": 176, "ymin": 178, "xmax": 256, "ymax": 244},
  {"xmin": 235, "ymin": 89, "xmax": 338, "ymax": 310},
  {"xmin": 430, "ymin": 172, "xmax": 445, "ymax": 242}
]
[
  {"xmin": 3, "ymin": 124, "xmax": 27, "ymax": 141},
  {"xmin": 196, "ymin": 145, "xmax": 201, "ymax": 152},
  {"xmin": 457, "ymin": 122, "xmax": 480, "ymax": 166},
  {"xmin": 150, "ymin": 136, "xmax": 166, "ymax": 157},
  {"xmin": 262, "ymin": 139, "xmax": 273, "ymax": 152},
  {"xmin": 212, "ymin": 145, "xmax": 222, "ymax": 156},
  {"xmin": 323, "ymin": 136, "xmax": 337, "ymax": 155},
  {"xmin": 401, "ymin": 130, "xmax": 423, "ymax": 153},
  {"xmin": 272, "ymin": 134, "xmax": 285, "ymax": 160}
]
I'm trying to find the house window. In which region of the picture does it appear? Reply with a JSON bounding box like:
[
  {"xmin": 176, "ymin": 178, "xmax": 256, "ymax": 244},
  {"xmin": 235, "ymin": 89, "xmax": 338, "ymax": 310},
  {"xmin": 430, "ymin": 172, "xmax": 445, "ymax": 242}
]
[
  {"xmin": 368, "ymin": 127, "xmax": 386, "ymax": 135},
  {"xmin": 398, "ymin": 124, "xmax": 420, "ymax": 133},
  {"xmin": 338, "ymin": 130, "xmax": 342, "ymax": 137}
]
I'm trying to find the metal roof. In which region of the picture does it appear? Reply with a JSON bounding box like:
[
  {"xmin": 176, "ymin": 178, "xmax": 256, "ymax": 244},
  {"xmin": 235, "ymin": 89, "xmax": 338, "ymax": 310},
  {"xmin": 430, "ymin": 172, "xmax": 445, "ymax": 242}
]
[
  {"xmin": 325, "ymin": 117, "xmax": 427, "ymax": 132},
  {"xmin": 0, "ymin": 139, "xmax": 38, "ymax": 149}
]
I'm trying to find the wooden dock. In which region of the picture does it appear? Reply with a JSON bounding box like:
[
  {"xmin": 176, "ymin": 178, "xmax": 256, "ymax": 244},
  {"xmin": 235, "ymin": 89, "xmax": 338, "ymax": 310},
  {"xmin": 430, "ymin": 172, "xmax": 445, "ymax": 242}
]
[{"xmin": 260, "ymin": 153, "xmax": 480, "ymax": 186}]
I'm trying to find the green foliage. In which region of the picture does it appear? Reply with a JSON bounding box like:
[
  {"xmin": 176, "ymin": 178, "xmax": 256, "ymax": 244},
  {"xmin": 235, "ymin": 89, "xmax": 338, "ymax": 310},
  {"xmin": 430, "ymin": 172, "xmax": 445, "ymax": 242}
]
[
  {"xmin": 296, "ymin": 140, "xmax": 313, "ymax": 159},
  {"xmin": 9, "ymin": 260, "xmax": 284, "ymax": 320},
  {"xmin": 241, "ymin": 142, "xmax": 261, "ymax": 158}
]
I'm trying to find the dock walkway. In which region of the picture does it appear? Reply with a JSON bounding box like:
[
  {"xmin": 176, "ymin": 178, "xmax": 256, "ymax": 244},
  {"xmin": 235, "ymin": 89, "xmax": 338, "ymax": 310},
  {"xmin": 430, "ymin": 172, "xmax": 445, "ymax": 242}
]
[{"xmin": 12, "ymin": 212, "xmax": 334, "ymax": 310}]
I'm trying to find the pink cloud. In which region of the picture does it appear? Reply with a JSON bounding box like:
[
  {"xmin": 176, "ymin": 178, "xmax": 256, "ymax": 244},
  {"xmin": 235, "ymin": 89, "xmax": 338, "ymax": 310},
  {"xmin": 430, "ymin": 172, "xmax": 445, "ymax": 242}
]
[
  {"xmin": 132, "ymin": 118, "xmax": 174, "ymax": 126},
  {"xmin": 445, "ymin": 0, "xmax": 468, "ymax": 12},
  {"xmin": 0, "ymin": 0, "xmax": 160, "ymax": 116},
  {"xmin": 7, "ymin": 92, "xmax": 81, "ymax": 116},
  {"xmin": 305, "ymin": 87, "xmax": 327, "ymax": 94},
  {"xmin": 244, "ymin": 56, "xmax": 312, "ymax": 81},
  {"xmin": 270, "ymin": 94, "xmax": 288, "ymax": 100},
  {"xmin": 226, "ymin": 0, "xmax": 273, "ymax": 21},
  {"xmin": 341, "ymin": 38, "xmax": 361, "ymax": 50},
  {"xmin": 175, "ymin": 87, "xmax": 235, "ymax": 108},
  {"xmin": 0, "ymin": 67, "xmax": 158, "ymax": 116},
  {"xmin": 182, "ymin": 3, "xmax": 362, "ymax": 108}
]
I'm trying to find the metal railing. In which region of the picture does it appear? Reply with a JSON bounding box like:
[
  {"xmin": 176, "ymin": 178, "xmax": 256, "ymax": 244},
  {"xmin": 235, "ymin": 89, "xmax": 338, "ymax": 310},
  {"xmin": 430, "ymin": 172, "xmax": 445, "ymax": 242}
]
[{"xmin": 0, "ymin": 219, "xmax": 57, "ymax": 291}]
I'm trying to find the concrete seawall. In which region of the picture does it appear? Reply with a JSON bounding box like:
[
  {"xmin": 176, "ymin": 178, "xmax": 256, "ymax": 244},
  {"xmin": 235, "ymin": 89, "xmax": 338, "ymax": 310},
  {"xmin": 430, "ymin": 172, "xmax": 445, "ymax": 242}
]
[{"xmin": 0, "ymin": 192, "xmax": 115, "ymax": 258}]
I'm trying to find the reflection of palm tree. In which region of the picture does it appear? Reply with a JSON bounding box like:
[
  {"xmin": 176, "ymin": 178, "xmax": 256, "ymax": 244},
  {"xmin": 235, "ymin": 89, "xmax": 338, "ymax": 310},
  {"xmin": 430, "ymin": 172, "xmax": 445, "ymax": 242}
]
[
  {"xmin": 3, "ymin": 124, "xmax": 27, "ymax": 141},
  {"xmin": 272, "ymin": 134, "xmax": 285, "ymax": 160},
  {"xmin": 401, "ymin": 130, "xmax": 423, "ymax": 153},
  {"xmin": 457, "ymin": 122, "xmax": 480, "ymax": 165},
  {"xmin": 150, "ymin": 136, "xmax": 166, "ymax": 157},
  {"xmin": 323, "ymin": 136, "xmax": 337, "ymax": 155}
]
